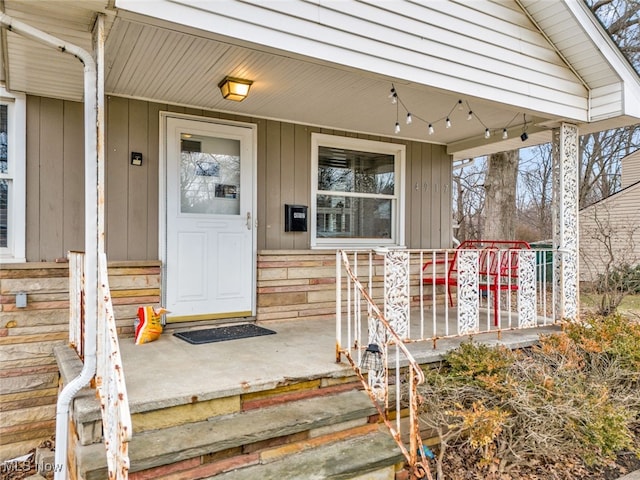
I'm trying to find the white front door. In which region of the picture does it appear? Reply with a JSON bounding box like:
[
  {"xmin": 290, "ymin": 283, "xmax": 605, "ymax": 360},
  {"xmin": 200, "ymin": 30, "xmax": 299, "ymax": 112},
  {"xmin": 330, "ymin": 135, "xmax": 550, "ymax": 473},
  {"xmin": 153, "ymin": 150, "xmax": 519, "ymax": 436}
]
[{"xmin": 163, "ymin": 115, "xmax": 255, "ymax": 322}]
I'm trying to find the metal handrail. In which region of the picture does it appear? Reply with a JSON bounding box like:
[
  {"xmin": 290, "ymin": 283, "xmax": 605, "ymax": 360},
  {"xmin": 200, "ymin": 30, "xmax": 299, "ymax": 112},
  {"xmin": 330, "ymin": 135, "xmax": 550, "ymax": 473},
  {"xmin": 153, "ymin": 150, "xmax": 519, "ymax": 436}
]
[
  {"xmin": 337, "ymin": 250, "xmax": 432, "ymax": 480},
  {"xmin": 96, "ymin": 253, "xmax": 132, "ymax": 480}
]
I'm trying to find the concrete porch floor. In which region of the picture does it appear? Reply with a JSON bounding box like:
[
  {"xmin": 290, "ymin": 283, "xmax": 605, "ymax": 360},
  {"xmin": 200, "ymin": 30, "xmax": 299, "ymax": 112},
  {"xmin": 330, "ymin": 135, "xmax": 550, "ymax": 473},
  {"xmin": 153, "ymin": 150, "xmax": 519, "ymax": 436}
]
[{"xmin": 112, "ymin": 315, "xmax": 562, "ymax": 417}]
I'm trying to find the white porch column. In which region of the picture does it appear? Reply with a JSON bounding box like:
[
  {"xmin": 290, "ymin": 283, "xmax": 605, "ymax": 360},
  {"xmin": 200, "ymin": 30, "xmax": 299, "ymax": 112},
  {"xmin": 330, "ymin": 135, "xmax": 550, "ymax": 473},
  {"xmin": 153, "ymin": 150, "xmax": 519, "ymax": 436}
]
[{"xmin": 552, "ymin": 123, "xmax": 580, "ymax": 321}]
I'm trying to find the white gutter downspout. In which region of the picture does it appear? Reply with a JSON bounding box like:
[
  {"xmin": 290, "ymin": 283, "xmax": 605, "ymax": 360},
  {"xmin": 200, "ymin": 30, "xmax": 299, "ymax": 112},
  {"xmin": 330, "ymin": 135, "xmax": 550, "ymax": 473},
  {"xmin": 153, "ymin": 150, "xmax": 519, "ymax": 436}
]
[{"xmin": 0, "ymin": 13, "xmax": 99, "ymax": 480}]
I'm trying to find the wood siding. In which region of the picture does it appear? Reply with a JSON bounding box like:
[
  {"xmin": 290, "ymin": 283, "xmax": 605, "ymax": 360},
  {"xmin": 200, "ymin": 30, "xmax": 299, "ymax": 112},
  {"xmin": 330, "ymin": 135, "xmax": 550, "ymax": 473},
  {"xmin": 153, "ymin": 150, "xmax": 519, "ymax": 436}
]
[
  {"xmin": 579, "ymin": 183, "xmax": 640, "ymax": 282},
  {"xmin": 26, "ymin": 97, "xmax": 85, "ymax": 261},
  {"xmin": 26, "ymin": 95, "xmax": 452, "ymax": 261}
]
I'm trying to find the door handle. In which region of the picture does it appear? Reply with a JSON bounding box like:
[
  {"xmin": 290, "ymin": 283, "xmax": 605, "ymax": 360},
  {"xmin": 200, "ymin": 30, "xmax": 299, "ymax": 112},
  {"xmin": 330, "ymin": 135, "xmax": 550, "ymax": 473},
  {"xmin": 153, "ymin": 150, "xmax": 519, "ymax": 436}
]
[{"xmin": 246, "ymin": 212, "xmax": 252, "ymax": 230}]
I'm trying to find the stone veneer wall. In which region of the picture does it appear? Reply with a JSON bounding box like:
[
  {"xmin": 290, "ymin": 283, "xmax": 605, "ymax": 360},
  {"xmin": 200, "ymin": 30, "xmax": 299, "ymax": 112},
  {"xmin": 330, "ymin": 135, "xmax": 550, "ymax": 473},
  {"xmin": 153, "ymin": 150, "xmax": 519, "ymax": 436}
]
[
  {"xmin": 0, "ymin": 260, "xmax": 160, "ymax": 461},
  {"xmin": 2, "ymin": 250, "xmax": 385, "ymax": 461},
  {"xmin": 256, "ymin": 250, "xmax": 340, "ymax": 322}
]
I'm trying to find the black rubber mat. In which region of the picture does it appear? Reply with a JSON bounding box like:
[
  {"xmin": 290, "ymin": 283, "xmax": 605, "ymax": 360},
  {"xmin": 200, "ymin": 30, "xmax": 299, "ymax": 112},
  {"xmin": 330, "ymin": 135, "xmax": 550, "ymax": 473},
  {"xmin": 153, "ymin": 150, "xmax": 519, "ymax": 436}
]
[{"xmin": 173, "ymin": 324, "xmax": 276, "ymax": 345}]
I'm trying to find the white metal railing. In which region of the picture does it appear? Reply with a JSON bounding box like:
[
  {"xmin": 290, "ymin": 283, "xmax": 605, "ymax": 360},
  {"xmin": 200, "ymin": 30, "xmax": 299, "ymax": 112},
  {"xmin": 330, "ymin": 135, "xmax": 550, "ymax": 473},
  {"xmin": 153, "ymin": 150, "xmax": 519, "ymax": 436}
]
[
  {"xmin": 337, "ymin": 247, "xmax": 556, "ymax": 349},
  {"xmin": 68, "ymin": 251, "xmax": 85, "ymax": 359},
  {"xmin": 336, "ymin": 250, "xmax": 433, "ymax": 480},
  {"xmin": 96, "ymin": 253, "xmax": 132, "ymax": 480},
  {"xmin": 335, "ymin": 247, "xmax": 557, "ymax": 478},
  {"xmin": 68, "ymin": 252, "xmax": 131, "ymax": 479}
]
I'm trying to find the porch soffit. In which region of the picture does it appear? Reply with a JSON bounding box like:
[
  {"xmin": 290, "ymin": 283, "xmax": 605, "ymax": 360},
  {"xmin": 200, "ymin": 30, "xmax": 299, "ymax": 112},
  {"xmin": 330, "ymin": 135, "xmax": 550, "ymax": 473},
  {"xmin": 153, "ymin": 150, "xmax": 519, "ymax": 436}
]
[{"xmin": 1, "ymin": 0, "xmax": 638, "ymax": 161}]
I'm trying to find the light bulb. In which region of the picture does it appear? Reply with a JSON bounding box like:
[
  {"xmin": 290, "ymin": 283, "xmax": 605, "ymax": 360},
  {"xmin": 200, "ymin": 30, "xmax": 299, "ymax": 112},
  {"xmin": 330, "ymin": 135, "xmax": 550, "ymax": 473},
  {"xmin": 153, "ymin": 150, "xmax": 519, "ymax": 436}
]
[
  {"xmin": 446, "ymin": 118, "xmax": 451, "ymax": 128},
  {"xmin": 391, "ymin": 93, "xmax": 397, "ymax": 104},
  {"xmin": 484, "ymin": 129, "xmax": 490, "ymax": 139},
  {"xmin": 502, "ymin": 129, "xmax": 508, "ymax": 139},
  {"xmin": 388, "ymin": 87, "xmax": 396, "ymax": 98},
  {"xmin": 406, "ymin": 113, "xmax": 412, "ymax": 125},
  {"xmin": 428, "ymin": 124, "xmax": 434, "ymax": 135},
  {"xmin": 394, "ymin": 122, "xmax": 401, "ymax": 134},
  {"xmin": 457, "ymin": 100, "xmax": 463, "ymax": 110},
  {"xmin": 467, "ymin": 111, "xmax": 473, "ymax": 120}
]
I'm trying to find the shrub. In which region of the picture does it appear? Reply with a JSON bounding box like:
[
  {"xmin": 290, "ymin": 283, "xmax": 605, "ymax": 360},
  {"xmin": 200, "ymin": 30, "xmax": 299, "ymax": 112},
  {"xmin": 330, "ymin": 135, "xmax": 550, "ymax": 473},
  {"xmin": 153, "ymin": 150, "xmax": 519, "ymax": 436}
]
[
  {"xmin": 597, "ymin": 264, "xmax": 640, "ymax": 294},
  {"xmin": 418, "ymin": 314, "xmax": 640, "ymax": 476},
  {"xmin": 565, "ymin": 312, "xmax": 640, "ymax": 371}
]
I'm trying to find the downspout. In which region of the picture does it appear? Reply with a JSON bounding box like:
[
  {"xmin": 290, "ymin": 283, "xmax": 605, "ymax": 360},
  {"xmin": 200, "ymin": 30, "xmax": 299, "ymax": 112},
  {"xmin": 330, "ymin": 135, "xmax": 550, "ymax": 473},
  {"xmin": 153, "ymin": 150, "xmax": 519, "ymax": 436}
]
[{"xmin": 0, "ymin": 13, "xmax": 99, "ymax": 480}]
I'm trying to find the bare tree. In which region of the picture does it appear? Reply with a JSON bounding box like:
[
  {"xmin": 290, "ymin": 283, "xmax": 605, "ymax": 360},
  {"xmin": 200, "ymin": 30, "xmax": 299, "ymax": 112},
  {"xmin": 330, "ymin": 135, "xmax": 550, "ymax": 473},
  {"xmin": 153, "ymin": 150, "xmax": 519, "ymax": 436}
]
[
  {"xmin": 586, "ymin": 0, "xmax": 640, "ymax": 73},
  {"xmin": 579, "ymin": 126, "xmax": 640, "ymax": 208},
  {"xmin": 483, "ymin": 151, "xmax": 519, "ymax": 240},
  {"xmin": 517, "ymin": 145, "xmax": 554, "ymax": 240},
  {"xmin": 452, "ymin": 159, "xmax": 485, "ymax": 242}
]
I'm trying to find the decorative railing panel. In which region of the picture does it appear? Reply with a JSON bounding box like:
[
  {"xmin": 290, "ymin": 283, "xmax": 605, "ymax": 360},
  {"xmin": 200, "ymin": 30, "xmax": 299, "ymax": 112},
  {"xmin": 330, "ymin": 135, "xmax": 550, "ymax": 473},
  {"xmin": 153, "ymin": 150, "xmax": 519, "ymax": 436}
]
[
  {"xmin": 456, "ymin": 249, "xmax": 479, "ymax": 335},
  {"xmin": 517, "ymin": 250, "xmax": 538, "ymax": 328},
  {"xmin": 384, "ymin": 249, "xmax": 411, "ymax": 339}
]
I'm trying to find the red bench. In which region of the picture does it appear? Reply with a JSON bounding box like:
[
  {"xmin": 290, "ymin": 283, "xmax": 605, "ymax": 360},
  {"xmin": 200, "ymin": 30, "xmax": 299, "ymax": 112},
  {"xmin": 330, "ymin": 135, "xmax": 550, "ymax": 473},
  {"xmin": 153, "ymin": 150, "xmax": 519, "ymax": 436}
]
[{"xmin": 422, "ymin": 239, "xmax": 531, "ymax": 324}]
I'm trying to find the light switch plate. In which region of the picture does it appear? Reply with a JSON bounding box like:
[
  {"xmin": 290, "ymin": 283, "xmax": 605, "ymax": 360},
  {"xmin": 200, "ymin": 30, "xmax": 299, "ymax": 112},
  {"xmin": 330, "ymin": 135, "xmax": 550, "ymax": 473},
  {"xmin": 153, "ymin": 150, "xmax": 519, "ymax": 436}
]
[{"xmin": 16, "ymin": 292, "xmax": 27, "ymax": 308}]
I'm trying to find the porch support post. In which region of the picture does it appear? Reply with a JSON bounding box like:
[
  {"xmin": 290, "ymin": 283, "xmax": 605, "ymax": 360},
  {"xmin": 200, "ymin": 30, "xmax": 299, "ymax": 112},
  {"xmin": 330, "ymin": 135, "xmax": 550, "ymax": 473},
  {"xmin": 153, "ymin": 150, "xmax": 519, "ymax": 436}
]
[{"xmin": 552, "ymin": 123, "xmax": 580, "ymax": 321}]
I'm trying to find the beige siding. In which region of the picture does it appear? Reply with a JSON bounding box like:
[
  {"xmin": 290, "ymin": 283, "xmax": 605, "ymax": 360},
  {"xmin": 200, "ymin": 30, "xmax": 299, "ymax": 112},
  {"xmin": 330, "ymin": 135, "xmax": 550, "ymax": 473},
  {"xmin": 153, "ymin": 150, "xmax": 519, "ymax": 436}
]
[
  {"xmin": 404, "ymin": 142, "xmax": 452, "ymax": 249},
  {"xmin": 621, "ymin": 151, "xmax": 640, "ymax": 189},
  {"xmin": 26, "ymin": 97, "xmax": 85, "ymax": 261},
  {"xmin": 26, "ymin": 95, "xmax": 453, "ymax": 261},
  {"xmin": 579, "ymin": 183, "xmax": 640, "ymax": 282}
]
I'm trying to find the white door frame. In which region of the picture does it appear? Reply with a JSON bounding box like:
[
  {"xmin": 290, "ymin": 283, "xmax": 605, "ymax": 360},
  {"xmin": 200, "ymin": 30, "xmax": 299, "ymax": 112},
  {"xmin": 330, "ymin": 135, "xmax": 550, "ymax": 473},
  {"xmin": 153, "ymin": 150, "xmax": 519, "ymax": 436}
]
[{"xmin": 159, "ymin": 112, "xmax": 257, "ymax": 319}]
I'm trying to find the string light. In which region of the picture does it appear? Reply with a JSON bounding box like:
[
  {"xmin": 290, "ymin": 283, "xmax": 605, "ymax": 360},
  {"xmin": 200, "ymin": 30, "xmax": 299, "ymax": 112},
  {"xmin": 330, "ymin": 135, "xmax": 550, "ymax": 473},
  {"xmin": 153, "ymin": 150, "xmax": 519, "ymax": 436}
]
[
  {"xmin": 520, "ymin": 113, "xmax": 529, "ymax": 142},
  {"xmin": 388, "ymin": 84, "xmax": 528, "ymax": 141},
  {"xmin": 389, "ymin": 86, "xmax": 397, "ymax": 104}
]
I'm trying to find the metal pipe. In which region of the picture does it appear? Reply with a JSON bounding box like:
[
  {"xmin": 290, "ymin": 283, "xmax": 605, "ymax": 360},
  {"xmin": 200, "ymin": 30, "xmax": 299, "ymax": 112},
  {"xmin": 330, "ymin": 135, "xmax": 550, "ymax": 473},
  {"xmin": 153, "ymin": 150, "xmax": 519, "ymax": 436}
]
[{"xmin": 0, "ymin": 12, "xmax": 99, "ymax": 480}]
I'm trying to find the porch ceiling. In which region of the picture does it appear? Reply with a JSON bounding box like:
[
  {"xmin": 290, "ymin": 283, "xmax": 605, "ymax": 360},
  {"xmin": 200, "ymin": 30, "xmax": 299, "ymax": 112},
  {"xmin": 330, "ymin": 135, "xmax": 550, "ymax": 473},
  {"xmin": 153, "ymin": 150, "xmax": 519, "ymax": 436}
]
[{"xmin": 1, "ymin": 0, "xmax": 636, "ymax": 161}]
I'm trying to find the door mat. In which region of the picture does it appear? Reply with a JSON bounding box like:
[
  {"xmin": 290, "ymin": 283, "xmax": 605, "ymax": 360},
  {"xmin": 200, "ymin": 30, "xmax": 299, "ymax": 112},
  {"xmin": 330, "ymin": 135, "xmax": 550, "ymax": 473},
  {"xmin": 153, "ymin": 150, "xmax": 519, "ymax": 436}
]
[{"xmin": 173, "ymin": 324, "xmax": 276, "ymax": 345}]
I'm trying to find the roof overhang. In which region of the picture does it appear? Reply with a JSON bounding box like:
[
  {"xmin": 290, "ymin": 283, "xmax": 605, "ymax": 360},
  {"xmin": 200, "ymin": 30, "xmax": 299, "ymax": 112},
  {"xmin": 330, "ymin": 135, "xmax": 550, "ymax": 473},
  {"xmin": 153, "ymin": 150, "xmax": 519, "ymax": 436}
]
[{"xmin": 1, "ymin": 0, "xmax": 638, "ymax": 161}]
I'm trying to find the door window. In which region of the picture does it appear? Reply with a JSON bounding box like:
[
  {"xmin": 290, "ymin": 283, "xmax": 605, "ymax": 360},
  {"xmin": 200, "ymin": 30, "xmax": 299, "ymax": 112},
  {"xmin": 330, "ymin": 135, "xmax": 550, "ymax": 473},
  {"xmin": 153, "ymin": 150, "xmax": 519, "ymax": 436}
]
[{"xmin": 179, "ymin": 134, "xmax": 241, "ymax": 215}]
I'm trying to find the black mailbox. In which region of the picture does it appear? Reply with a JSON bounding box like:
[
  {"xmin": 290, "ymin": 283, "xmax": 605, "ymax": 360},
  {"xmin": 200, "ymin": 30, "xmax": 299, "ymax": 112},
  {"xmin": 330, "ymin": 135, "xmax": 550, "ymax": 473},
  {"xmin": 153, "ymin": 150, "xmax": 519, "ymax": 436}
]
[{"xmin": 284, "ymin": 204, "xmax": 308, "ymax": 232}]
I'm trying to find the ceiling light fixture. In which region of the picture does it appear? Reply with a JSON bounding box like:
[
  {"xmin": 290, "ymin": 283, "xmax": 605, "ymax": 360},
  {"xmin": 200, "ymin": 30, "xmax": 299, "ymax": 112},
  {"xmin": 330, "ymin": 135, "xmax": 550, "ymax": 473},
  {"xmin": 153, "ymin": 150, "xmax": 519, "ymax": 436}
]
[{"xmin": 218, "ymin": 76, "xmax": 253, "ymax": 101}]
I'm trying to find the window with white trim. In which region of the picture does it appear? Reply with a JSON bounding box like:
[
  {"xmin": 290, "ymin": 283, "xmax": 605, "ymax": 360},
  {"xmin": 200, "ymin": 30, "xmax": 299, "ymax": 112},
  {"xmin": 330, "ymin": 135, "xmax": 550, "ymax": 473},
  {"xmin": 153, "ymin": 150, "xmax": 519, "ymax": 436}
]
[
  {"xmin": 311, "ymin": 133, "xmax": 405, "ymax": 248},
  {"xmin": 0, "ymin": 87, "xmax": 26, "ymax": 263}
]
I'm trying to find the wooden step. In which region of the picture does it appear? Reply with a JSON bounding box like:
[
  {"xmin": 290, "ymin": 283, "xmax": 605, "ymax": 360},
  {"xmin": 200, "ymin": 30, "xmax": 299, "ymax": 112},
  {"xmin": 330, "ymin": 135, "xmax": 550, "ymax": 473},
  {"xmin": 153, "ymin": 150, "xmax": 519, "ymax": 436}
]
[{"xmin": 75, "ymin": 388, "xmax": 394, "ymax": 479}]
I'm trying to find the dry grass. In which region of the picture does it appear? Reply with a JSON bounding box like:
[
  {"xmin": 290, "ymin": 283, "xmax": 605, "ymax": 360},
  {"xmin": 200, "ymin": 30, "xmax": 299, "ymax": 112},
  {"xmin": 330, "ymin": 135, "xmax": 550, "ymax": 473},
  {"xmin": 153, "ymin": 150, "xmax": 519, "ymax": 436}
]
[{"xmin": 581, "ymin": 293, "xmax": 640, "ymax": 318}]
